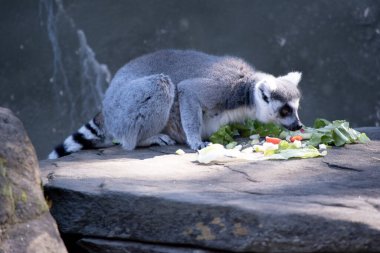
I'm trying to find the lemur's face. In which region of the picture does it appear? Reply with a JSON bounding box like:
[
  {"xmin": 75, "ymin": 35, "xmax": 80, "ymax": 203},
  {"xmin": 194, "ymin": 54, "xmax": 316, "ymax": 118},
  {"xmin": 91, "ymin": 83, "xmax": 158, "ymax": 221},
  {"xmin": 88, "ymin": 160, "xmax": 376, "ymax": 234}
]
[
  {"xmin": 254, "ymin": 72, "xmax": 303, "ymax": 131},
  {"xmin": 269, "ymin": 99, "xmax": 302, "ymax": 131}
]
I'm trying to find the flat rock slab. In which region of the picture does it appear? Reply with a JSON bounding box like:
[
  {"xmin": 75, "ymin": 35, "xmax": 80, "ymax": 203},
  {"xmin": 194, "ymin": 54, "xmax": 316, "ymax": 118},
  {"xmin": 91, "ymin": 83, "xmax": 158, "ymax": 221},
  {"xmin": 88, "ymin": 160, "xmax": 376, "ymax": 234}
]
[{"xmin": 40, "ymin": 131, "xmax": 380, "ymax": 253}]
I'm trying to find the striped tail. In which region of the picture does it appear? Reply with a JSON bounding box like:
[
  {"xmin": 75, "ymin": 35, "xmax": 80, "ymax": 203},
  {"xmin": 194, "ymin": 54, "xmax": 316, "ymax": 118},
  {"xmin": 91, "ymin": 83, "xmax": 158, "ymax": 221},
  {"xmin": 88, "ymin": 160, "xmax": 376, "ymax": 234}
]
[{"xmin": 48, "ymin": 112, "xmax": 111, "ymax": 159}]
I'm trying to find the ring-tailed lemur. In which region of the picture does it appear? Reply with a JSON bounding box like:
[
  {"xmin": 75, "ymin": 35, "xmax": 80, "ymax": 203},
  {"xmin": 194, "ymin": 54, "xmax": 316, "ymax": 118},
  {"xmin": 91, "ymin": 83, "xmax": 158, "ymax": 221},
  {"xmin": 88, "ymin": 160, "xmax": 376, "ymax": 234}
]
[{"xmin": 48, "ymin": 49, "xmax": 303, "ymax": 159}]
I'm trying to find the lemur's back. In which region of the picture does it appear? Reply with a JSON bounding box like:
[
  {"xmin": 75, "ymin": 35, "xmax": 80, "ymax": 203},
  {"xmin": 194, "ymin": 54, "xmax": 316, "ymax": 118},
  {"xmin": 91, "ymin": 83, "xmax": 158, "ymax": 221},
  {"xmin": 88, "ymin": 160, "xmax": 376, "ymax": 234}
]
[{"xmin": 111, "ymin": 49, "xmax": 255, "ymax": 86}]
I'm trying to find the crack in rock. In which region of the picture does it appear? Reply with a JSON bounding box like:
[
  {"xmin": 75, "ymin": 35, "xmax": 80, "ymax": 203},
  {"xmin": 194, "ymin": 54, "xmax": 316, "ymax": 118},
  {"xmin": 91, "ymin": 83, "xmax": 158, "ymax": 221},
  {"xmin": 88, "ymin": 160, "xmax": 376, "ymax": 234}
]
[
  {"xmin": 78, "ymin": 237, "xmax": 224, "ymax": 253},
  {"xmin": 47, "ymin": 172, "xmax": 55, "ymax": 182},
  {"xmin": 219, "ymin": 185, "xmax": 268, "ymax": 196},
  {"xmin": 310, "ymin": 201, "xmax": 358, "ymax": 209},
  {"xmin": 223, "ymin": 165, "xmax": 259, "ymax": 183},
  {"xmin": 365, "ymin": 200, "xmax": 380, "ymax": 212},
  {"xmin": 236, "ymin": 190, "xmax": 268, "ymax": 196},
  {"xmin": 323, "ymin": 161, "xmax": 363, "ymax": 172}
]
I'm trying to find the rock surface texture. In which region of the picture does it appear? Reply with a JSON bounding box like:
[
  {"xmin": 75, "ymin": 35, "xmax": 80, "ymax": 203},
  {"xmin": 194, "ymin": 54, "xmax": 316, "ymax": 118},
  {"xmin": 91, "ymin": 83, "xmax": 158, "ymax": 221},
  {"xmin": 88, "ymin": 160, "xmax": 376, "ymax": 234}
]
[
  {"xmin": 40, "ymin": 128, "xmax": 380, "ymax": 253},
  {"xmin": 0, "ymin": 108, "xmax": 67, "ymax": 253}
]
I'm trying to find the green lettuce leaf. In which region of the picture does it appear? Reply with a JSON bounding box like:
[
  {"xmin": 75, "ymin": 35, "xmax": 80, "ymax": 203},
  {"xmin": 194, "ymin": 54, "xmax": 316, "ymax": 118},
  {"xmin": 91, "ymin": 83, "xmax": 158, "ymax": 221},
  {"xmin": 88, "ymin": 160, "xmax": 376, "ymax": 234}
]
[
  {"xmin": 314, "ymin": 118, "xmax": 331, "ymax": 129},
  {"xmin": 307, "ymin": 119, "xmax": 370, "ymax": 147},
  {"xmin": 266, "ymin": 146, "xmax": 323, "ymax": 160},
  {"xmin": 358, "ymin": 133, "xmax": 370, "ymax": 143},
  {"xmin": 209, "ymin": 118, "xmax": 370, "ymax": 148},
  {"xmin": 250, "ymin": 120, "xmax": 284, "ymax": 137},
  {"xmin": 278, "ymin": 140, "xmax": 301, "ymax": 150},
  {"xmin": 209, "ymin": 125, "xmax": 237, "ymax": 145},
  {"xmin": 209, "ymin": 119, "xmax": 284, "ymax": 145}
]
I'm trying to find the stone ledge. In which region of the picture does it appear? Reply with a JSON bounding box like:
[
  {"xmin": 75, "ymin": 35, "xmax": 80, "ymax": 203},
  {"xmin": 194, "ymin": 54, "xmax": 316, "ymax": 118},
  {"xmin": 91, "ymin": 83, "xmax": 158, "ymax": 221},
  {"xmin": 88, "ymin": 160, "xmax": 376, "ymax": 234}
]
[{"xmin": 40, "ymin": 128, "xmax": 380, "ymax": 252}]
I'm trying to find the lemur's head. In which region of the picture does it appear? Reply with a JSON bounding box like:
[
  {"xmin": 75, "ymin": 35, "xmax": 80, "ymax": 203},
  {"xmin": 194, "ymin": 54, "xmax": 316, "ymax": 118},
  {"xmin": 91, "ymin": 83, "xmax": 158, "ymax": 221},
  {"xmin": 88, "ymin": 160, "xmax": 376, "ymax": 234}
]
[{"xmin": 254, "ymin": 72, "xmax": 302, "ymax": 131}]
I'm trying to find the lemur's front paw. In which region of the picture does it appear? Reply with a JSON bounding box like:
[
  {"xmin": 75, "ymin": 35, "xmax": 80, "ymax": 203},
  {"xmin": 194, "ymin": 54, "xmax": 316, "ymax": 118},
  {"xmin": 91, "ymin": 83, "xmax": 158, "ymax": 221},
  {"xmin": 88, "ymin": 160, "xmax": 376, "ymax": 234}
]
[{"xmin": 189, "ymin": 141, "xmax": 210, "ymax": 150}]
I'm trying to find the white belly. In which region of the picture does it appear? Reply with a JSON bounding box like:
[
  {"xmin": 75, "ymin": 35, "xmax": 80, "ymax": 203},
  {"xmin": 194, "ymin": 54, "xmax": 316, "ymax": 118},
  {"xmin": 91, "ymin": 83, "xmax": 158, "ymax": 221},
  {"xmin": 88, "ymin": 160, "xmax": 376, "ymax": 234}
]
[{"xmin": 201, "ymin": 107, "xmax": 256, "ymax": 138}]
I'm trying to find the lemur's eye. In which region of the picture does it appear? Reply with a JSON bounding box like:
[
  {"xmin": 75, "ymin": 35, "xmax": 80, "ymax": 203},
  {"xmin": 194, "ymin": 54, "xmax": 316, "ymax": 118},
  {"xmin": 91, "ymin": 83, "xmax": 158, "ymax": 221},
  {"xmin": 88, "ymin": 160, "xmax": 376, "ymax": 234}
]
[
  {"xmin": 260, "ymin": 88, "xmax": 269, "ymax": 103},
  {"xmin": 280, "ymin": 105, "xmax": 293, "ymax": 117}
]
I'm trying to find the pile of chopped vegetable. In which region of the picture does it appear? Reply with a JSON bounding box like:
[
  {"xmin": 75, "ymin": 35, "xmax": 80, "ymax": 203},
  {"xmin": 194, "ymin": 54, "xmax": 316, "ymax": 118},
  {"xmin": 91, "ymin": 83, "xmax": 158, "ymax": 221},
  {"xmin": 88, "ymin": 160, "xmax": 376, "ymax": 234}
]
[{"xmin": 197, "ymin": 118, "xmax": 370, "ymax": 164}]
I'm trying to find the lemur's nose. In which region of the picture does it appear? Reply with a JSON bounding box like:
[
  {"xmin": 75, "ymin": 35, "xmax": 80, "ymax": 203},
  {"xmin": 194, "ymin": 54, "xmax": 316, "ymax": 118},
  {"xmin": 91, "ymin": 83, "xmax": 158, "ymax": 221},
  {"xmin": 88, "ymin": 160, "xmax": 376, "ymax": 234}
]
[
  {"xmin": 293, "ymin": 122, "xmax": 303, "ymax": 131},
  {"xmin": 287, "ymin": 121, "xmax": 303, "ymax": 131}
]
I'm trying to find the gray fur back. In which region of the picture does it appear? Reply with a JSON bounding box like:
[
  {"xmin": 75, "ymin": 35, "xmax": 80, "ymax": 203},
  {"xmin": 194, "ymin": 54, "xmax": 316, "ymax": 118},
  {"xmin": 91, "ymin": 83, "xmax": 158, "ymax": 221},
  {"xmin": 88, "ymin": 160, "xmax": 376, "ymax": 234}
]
[{"xmin": 111, "ymin": 49, "xmax": 256, "ymax": 88}]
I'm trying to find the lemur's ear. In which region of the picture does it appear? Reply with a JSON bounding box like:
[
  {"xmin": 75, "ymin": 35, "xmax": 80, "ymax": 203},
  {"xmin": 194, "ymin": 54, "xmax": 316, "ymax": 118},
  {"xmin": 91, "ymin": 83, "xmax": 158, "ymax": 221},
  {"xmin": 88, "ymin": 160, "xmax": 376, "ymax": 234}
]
[
  {"xmin": 258, "ymin": 80, "xmax": 276, "ymax": 103},
  {"xmin": 278, "ymin": 71, "xmax": 302, "ymax": 85}
]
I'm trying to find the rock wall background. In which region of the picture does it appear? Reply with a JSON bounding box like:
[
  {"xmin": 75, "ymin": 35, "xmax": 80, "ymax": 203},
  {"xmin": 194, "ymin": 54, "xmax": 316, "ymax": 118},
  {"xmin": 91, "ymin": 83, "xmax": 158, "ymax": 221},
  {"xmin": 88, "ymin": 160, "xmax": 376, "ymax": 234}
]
[{"xmin": 1, "ymin": 0, "xmax": 379, "ymax": 158}]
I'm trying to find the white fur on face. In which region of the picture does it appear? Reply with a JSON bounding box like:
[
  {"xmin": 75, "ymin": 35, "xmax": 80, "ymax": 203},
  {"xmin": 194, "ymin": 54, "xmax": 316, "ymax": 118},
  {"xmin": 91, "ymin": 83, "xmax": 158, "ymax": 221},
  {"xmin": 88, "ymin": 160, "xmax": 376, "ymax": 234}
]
[
  {"xmin": 288, "ymin": 99, "xmax": 300, "ymax": 108},
  {"xmin": 254, "ymin": 96, "xmax": 274, "ymax": 123},
  {"xmin": 276, "ymin": 98, "xmax": 301, "ymax": 126},
  {"xmin": 254, "ymin": 90, "xmax": 301, "ymax": 125},
  {"xmin": 254, "ymin": 79, "xmax": 277, "ymax": 123},
  {"xmin": 269, "ymin": 100, "xmax": 285, "ymax": 123},
  {"xmin": 254, "ymin": 73, "xmax": 301, "ymax": 125}
]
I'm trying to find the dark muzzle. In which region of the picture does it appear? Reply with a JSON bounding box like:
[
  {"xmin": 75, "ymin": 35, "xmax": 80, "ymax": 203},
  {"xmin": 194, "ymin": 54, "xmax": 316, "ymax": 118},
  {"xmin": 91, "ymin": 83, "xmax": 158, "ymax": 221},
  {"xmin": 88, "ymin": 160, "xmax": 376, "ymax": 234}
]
[{"xmin": 285, "ymin": 120, "xmax": 303, "ymax": 131}]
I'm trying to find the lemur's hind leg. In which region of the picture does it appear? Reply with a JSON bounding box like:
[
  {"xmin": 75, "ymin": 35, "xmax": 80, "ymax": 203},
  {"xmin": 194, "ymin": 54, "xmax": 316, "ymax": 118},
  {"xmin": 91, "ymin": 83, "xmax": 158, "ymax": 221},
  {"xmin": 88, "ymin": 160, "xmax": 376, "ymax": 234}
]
[
  {"xmin": 103, "ymin": 74, "xmax": 175, "ymax": 151},
  {"xmin": 138, "ymin": 134, "xmax": 176, "ymax": 147}
]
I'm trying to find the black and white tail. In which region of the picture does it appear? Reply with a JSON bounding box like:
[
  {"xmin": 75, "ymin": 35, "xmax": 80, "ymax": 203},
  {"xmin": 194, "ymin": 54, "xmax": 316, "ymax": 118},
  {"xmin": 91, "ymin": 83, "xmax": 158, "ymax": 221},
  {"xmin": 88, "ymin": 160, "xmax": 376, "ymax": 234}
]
[{"xmin": 48, "ymin": 112, "xmax": 111, "ymax": 159}]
